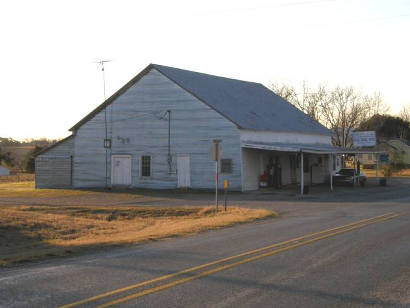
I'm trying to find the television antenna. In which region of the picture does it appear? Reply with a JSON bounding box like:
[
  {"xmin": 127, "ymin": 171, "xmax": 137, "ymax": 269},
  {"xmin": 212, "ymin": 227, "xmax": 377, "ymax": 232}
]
[
  {"xmin": 94, "ymin": 60, "xmax": 111, "ymax": 99},
  {"xmin": 94, "ymin": 59, "xmax": 112, "ymax": 188}
]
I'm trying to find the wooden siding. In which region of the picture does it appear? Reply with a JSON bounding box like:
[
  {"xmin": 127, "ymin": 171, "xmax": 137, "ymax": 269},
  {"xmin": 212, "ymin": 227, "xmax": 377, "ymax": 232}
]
[
  {"xmin": 73, "ymin": 69, "xmax": 242, "ymax": 190},
  {"xmin": 240, "ymin": 129, "xmax": 332, "ymax": 145},
  {"xmin": 35, "ymin": 137, "xmax": 74, "ymax": 188}
]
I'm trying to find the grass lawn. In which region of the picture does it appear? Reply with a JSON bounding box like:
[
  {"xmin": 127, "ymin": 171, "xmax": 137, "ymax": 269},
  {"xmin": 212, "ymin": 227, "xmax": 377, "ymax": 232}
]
[{"xmin": 0, "ymin": 182, "xmax": 276, "ymax": 266}]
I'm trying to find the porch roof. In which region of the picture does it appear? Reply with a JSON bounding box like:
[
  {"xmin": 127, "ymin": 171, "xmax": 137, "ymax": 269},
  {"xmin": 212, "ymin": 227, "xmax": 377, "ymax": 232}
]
[{"xmin": 241, "ymin": 142, "xmax": 386, "ymax": 154}]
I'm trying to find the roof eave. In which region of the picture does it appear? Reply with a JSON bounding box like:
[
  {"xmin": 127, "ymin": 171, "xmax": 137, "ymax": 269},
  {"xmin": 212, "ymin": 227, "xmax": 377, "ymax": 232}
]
[{"xmin": 35, "ymin": 135, "xmax": 74, "ymax": 157}]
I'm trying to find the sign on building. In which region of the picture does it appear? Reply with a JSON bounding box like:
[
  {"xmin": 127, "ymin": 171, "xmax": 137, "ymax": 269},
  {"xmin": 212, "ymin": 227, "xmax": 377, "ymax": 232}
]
[{"xmin": 352, "ymin": 131, "xmax": 376, "ymax": 147}]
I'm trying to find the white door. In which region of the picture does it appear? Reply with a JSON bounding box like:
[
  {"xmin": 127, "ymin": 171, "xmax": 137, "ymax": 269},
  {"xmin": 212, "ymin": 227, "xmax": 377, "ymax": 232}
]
[
  {"xmin": 177, "ymin": 155, "xmax": 191, "ymax": 188},
  {"xmin": 111, "ymin": 155, "xmax": 132, "ymax": 186}
]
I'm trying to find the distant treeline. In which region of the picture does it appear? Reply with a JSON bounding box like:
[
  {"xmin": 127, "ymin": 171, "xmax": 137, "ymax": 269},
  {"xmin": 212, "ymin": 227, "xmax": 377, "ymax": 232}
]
[
  {"xmin": 0, "ymin": 137, "xmax": 59, "ymax": 147},
  {"xmin": 0, "ymin": 137, "xmax": 60, "ymax": 172}
]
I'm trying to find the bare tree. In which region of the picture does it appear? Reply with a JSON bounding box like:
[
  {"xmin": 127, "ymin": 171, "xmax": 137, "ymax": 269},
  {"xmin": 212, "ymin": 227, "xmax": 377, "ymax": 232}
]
[
  {"xmin": 363, "ymin": 92, "xmax": 390, "ymax": 118},
  {"xmin": 270, "ymin": 83, "xmax": 299, "ymax": 106},
  {"xmin": 270, "ymin": 82, "xmax": 326, "ymax": 121},
  {"xmin": 320, "ymin": 87, "xmax": 370, "ymax": 147},
  {"xmin": 399, "ymin": 104, "xmax": 410, "ymax": 122},
  {"xmin": 271, "ymin": 82, "xmax": 391, "ymax": 147},
  {"xmin": 398, "ymin": 104, "xmax": 410, "ymax": 140}
]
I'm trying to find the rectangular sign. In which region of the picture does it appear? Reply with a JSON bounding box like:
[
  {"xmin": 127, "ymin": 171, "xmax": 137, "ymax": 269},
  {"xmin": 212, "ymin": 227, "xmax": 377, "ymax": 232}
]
[
  {"xmin": 352, "ymin": 131, "xmax": 376, "ymax": 147},
  {"xmin": 210, "ymin": 140, "xmax": 222, "ymax": 161}
]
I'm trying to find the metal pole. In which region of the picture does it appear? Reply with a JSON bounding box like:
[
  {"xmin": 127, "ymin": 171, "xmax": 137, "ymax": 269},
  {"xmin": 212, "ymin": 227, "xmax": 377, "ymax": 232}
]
[
  {"xmin": 376, "ymin": 153, "xmax": 379, "ymax": 178},
  {"xmin": 353, "ymin": 155, "xmax": 357, "ymax": 186},
  {"xmin": 102, "ymin": 63, "xmax": 108, "ymax": 188},
  {"xmin": 330, "ymin": 154, "xmax": 333, "ymax": 191},
  {"xmin": 300, "ymin": 151, "xmax": 304, "ymax": 195},
  {"xmin": 215, "ymin": 160, "xmax": 219, "ymax": 212},
  {"xmin": 212, "ymin": 139, "xmax": 221, "ymax": 213},
  {"xmin": 167, "ymin": 110, "xmax": 172, "ymax": 172},
  {"xmin": 224, "ymin": 186, "xmax": 227, "ymax": 211}
]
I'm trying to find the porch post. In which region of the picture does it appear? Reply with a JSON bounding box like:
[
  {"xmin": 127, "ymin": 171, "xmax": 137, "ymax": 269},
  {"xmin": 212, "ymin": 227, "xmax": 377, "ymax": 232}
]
[
  {"xmin": 330, "ymin": 154, "xmax": 333, "ymax": 191},
  {"xmin": 300, "ymin": 151, "xmax": 304, "ymax": 195},
  {"xmin": 353, "ymin": 154, "xmax": 356, "ymax": 186},
  {"xmin": 376, "ymin": 153, "xmax": 379, "ymax": 177}
]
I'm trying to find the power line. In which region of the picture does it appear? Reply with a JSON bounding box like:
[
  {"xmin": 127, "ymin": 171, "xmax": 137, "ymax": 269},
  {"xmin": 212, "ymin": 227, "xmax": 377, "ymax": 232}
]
[
  {"xmin": 307, "ymin": 14, "xmax": 410, "ymax": 27},
  {"xmin": 197, "ymin": 0, "xmax": 337, "ymax": 16}
]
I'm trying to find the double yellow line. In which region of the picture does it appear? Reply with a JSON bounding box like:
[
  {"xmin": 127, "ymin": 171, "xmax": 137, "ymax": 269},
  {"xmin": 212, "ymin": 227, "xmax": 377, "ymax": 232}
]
[{"xmin": 60, "ymin": 212, "xmax": 400, "ymax": 308}]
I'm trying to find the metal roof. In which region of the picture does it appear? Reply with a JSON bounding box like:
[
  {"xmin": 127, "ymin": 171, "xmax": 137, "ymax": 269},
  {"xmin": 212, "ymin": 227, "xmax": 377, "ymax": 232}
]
[
  {"xmin": 70, "ymin": 64, "xmax": 331, "ymax": 135},
  {"xmin": 242, "ymin": 142, "xmax": 386, "ymax": 154},
  {"xmin": 153, "ymin": 64, "xmax": 331, "ymax": 136}
]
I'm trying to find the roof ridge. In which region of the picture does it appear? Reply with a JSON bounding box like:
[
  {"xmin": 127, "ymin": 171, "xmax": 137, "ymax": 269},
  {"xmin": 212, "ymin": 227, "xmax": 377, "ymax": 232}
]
[{"xmin": 152, "ymin": 63, "xmax": 263, "ymax": 86}]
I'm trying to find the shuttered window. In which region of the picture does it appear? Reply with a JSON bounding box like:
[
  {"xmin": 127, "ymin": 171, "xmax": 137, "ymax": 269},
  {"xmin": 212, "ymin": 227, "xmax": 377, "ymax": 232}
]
[
  {"xmin": 141, "ymin": 156, "xmax": 151, "ymax": 177},
  {"xmin": 221, "ymin": 159, "xmax": 233, "ymax": 174}
]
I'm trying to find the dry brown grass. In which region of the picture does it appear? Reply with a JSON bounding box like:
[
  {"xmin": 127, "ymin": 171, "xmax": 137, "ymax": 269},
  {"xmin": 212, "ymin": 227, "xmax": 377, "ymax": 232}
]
[
  {"xmin": 0, "ymin": 173, "xmax": 34, "ymax": 183},
  {"xmin": 363, "ymin": 168, "xmax": 410, "ymax": 178},
  {"xmin": 0, "ymin": 182, "xmax": 96, "ymax": 198},
  {"xmin": 0, "ymin": 205, "xmax": 275, "ymax": 266}
]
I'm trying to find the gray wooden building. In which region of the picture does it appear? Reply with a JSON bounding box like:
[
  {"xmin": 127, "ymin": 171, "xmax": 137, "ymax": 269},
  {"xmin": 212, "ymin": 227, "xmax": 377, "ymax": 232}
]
[{"xmin": 35, "ymin": 64, "xmax": 336, "ymax": 191}]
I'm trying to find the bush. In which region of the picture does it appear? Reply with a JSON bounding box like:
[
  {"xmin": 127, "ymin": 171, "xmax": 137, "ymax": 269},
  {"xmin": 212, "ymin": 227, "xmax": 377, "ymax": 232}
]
[{"xmin": 24, "ymin": 146, "xmax": 45, "ymax": 173}]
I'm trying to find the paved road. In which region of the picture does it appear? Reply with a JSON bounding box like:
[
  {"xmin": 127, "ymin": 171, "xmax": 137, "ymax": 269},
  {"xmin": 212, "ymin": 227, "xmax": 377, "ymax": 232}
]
[{"xmin": 1, "ymin": 179, "xmax": 409, "ymax": 307}]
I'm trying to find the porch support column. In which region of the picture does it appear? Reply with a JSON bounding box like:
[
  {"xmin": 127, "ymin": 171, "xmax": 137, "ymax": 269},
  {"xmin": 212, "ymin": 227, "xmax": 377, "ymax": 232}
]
[
  {"xmin": 376, "ymin": 153, "xmax": 379, "ymax": 177},
  {"xmin": 300, "ymin": 151, "xmax": 304, "ymax": 195},
  {"xmin": 353, "ymin": 154, "xmax": 357, "ymax": 186},
  {"xmin": 330, "ymin": 154, "xmax": 333, "ymax": 191}
]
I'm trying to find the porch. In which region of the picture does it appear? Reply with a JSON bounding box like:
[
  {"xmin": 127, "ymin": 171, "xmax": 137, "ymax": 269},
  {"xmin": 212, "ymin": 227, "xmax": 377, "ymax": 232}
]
[{"xmin": 241, "ymin": 142, "xmax": 385, "ymax": 195}]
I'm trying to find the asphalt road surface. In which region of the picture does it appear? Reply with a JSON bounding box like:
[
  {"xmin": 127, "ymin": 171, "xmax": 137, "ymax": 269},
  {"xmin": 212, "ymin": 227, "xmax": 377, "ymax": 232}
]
[{"xmin": 1, "ymin": 179, "xmax": 410, "ymax": 308}]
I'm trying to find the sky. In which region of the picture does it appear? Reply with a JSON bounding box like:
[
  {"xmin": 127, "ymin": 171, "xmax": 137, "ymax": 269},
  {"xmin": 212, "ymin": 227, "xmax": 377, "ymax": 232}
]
[{"xmin": 1, "ymin": 0, "xmax": 410, "ymax": 140}]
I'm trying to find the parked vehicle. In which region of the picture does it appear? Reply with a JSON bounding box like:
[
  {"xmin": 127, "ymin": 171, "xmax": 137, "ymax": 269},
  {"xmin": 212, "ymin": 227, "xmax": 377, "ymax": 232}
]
[{"xmin": 333, "ymin": 168, "xmax": 367, "ymax": 186}]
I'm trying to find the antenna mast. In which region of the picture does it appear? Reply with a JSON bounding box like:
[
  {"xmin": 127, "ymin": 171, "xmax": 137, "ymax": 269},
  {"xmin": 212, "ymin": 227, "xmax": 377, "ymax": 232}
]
[
  {"xmin": 94, "ymin": 59, "xmax": 112, "ymax": 188},
  {"xmin": 94, "ymin": 60, "xmax": 111, "ymax": 99}
]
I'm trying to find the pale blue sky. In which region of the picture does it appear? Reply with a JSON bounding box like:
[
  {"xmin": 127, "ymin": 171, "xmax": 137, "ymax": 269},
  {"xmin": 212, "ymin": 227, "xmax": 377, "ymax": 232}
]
[{"xmin": 1, "ymin": 0, "xmax": 409, "ymax": 140}]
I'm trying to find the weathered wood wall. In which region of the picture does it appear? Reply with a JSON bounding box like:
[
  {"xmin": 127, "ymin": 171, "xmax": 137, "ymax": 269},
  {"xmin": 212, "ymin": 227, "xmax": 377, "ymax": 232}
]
[
  {"xmin": 73, "ymin": 69, "xmax": 243, "ymax": 190},
  {"xmin": 35, "ymin": 137, "xmax": 74, "ymax": 188}
]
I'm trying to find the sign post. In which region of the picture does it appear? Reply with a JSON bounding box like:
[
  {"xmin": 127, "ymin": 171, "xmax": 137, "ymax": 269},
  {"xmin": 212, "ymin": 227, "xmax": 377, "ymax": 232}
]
[
  {"xmin": 211, "ymin": 140, "xmax": 222, "ymax": 213},
  {"xmin": 223, "ymin": 180, "xmax": 229, "ymax": 211}
]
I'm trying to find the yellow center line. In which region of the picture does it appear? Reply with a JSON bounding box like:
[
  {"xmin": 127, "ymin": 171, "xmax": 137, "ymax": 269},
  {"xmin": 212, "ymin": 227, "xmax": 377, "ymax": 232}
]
[
  {"xmin": 59, "ymin": 212, "xmax": 398, "ymax": 308},
  {"xmin": 95, "ymin": 213, "xmax": 401, "ymax": 308}
]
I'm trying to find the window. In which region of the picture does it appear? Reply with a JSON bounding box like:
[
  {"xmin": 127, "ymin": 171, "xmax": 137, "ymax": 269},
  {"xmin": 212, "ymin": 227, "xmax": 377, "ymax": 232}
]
[
  {"xmin": 367, "ymin": 154, "xmax": 373, "ymax": 160},
  {"xmin": 221, "ymin": 159, "xmax": 233, "ymax": 174},
  {"xmin": 141, "ymin": 156, "xmax": 151, "ymax": 177}
]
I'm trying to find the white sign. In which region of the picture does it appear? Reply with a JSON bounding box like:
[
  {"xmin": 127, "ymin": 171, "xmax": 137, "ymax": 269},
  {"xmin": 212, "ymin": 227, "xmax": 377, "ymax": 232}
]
[{"xmin": 352, "ymin": 131, "xmax": 376, "ymax": 147}]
